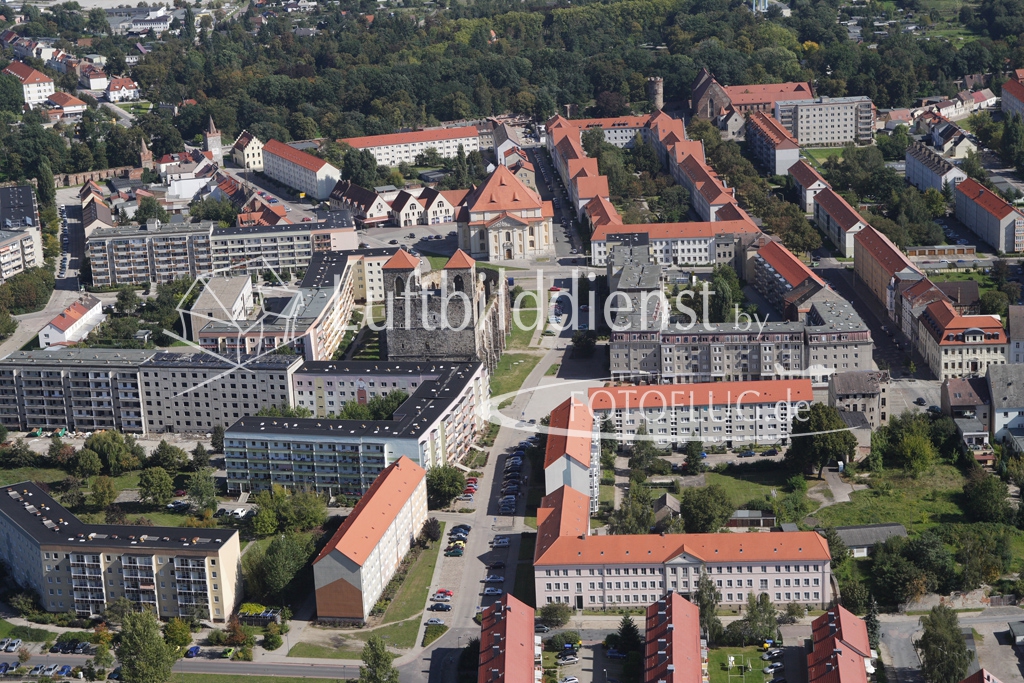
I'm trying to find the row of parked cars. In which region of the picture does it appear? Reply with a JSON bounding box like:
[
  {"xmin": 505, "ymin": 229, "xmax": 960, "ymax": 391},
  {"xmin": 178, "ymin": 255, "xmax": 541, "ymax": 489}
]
[
  {"xmin": 444, "ymin": 523, "xmax": 471, "ymax": 557},
  {"xmin": 498, "ymin": 438, "xmax": 536, "ymax": 515},
  {"xmin": 48, "ymin": 641, "xmax": 90, "ymax": 655}
]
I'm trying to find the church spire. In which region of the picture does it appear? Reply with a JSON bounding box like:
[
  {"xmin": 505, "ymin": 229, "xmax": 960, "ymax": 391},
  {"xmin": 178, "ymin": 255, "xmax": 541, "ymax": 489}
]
[{"xmin": 207, "ymin": 115, "xmax": 218, "ymax": 135}]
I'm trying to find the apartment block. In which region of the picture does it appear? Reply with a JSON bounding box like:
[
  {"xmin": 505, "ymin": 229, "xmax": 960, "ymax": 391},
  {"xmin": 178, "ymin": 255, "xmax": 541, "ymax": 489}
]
[
  {"xmin": 788, "ymin": 161, "xmax": 830, "ymax": 213},
  {"xmin": 746, "ymin": 112, "xmax": 800, "ymax": 175},
  {"xmin": 917, "ymin": 299, "xmax": 1006, "ymax": 381},
  {"xmin": 813, "ymin": 188, "xmax": 868, "ymax": 257},
  {"xmin": 262, "ymin": 140, "xmax": 340, "ymax": 201},
  {"xmin": 905, "ymin": 142, "xmax": 967, "ymax": 193},
  {"xmin": 477, "ymin": 595, "xmax": 541, "ymax": 683},
  {"xmin": 338, "ymin": 127, "xmax": 480, "ymax": 167},
  {"xmin": 1003, "ymin": 77, "xmax": 1024, "ymax": 121},
  {"xmin": 774, "ymin": 96, "xmax": 874, "ymax": 147},
  {"xmin": 223, "ymin": 361, "xmax": 488, "ymax": 495},
  {"xmin": 0, "ymin": 229, "xmax": 41, "ymax": 282},
  {"xmin": 590, "ymin": 220, "xmax": 761, "ymax": 267},
  {"xmin": 0, "ymin": 348, "xmax": 301, "ymax": 435},
  {"xmin": 1, "ymin": 61, "xmax": 54, "ymax": 107},
  {"xmin": 644, "ymin": 594, "xmax": 706, "ymax": 683},
  {"xmin": 955, "ymin": 177, "xmax": 1024, "ymax": 254},
  {"xmin": 87, "ymin": 219, "xmax": 213, "ymax": 287},
  {"xmin": 853, "ymin": 226, "xmax": 921, "ymax": 314},
  {"xmin": 544, "ymin": 397, "xmax": 600, "ymax": 513},
  {"xmin": 534, "ymin": 485, "xmax": 832, "ymax": 610},
  {"xmin": 828, "ymin": 370, "xmax": 890, "ymax": 429},
  {"xmin": 208, "ymin": 212, "xmax": 358, "ymax": 274},
  {"xmin": 752, "ymin": 240, "xmax": 825, "ymax": 316},
  {"xmin": 188, "ymin": 276, "xmax": 254, "ymax": 342},
  {"xmin": 0, "ymin": 481, "xmax": 241, "ymax": 620},
  {"xmin": 313, "ymin": 457, "xmax": 427, "ymax": 624}
]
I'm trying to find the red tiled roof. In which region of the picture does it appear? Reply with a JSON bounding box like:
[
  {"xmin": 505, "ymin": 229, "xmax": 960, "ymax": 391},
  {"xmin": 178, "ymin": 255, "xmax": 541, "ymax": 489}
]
[
  {"xmin": 106, "ymin": 77, "xmax": 136, "ymax": 91},
  {"xmin": 722, "ymin": 81, "xmax": 813, "ymax": 106},
  {"xmin": 758, "ymin": 240, "xmax": 825, "ymax": 288},
  {"xmin": 747, "ymin": 111, "xmax": 799, "ymax": 149},
  {"xmin": 811, "ymin": 606, "xmax": 871, "ymax": 656},
  {"xmin": 2, "ymin": 60, "xmax": 51, "ymax": 85},
  {"xmin": 546, "ymin": 114, "xmax": 654, "ymax": 131},
  {"xmin": 47, "ymin": 92, "xmax": 85, "ymax": 108},
  {"xmin": 645, "ymin": 594, "xmax": 702, "ymax": 683},
  {"xmin": 807, "ymin": 633, "xmax": 868, "ymax": 683},
  {"xmin": 382, "ymin": 249, "xmax": 420, "ymax": 270},
  {"xmin": 814, "ymin": 188, "xmax": 867, "ymax": 232},
  {"xmin": 535, "ymin": 486, "xmax": 591, "ymax": 561},
  {"xmin": 263, "ymin": 139, "xmax": 330, "ymax": 173},
  {"xmin": 956, "ymin": 177, "xmax": 1019, "ymax": 220},
  {"xmin": 679, "ymin": 154, "xmax": 731, "ymax": 204},
  {"xmin": 1004, "ymin": 78, "xmax": 1024, "ymax": 107},
  {"xmin": 584, "ymin": 196, "xmax": 622, "ymax": 228},
  {"xmin": 313, "ymin": 456, "xmax": 425, "ymax": 566},
  {"xmin": 789, "ymin": 160, "xmax": 829, "ymax": 190},
  {"xmin": 575, "ymin": 175, "xmax": 609, "ymax": 200},
  {"xmin": 466, "ymin": 166, "xmax": 543, "ymax": 213},
  {"xmin": 853, "ymin": 226, "xmax": 914, "ymax": 276},
  {"xmin": 444, "ymin": 249, "xmax": 475, "ymax": 269},
  {"xmin": 543, "ymin": 397, "xmax": 593, "ymax": 470},
  {"xmin": 46, "ymin": 297, "xmax": 99, "ymax": 333},
  {"xmin": 959, "ymin": 671, "xmax": 1005, "ymax": 683},
  {"xmin": 340, "ymin": 126, "xmax": 478, "ymax": 149},
  {"xmin": 477, "ymin": 595, "xmax": 536, "ymax": 683},
  {"xmin": 919, "ymin": 299, "xmax": 1004, "ymax": 345}
]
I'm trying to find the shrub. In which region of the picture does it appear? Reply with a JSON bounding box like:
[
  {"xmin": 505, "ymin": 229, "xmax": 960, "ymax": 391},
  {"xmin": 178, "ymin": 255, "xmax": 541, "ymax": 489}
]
[
  {"xmin": 422, "ymin": 624, "xmax": 448, "ymax": 647},
  {"xmin": 262, "ymin": 634, "xmax": 282, "ymax": 650},
  {"xmin": 545, "ymin": 631, "xmax": 580, "ymax": 652},
  {"xmin": 207, "ymin": 629, "xmax": 227, "ymax": 646},
  {"xmin": 787, "ymin": 475, "xmax": 807, "ymax": 493}
]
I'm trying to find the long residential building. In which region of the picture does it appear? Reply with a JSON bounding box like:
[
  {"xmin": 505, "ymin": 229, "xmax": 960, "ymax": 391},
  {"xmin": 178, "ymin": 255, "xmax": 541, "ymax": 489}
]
[
  {"xmin": 589, "ymin": 220, "xmax": 762, "ymax": 268},
  {"xmin": 1002, "ymin": 76, "xmax": 1024, "ymax": 121},
  {"xmin": 0, "ymin": 349, "xmax": 302, "ymax": 435},
  {"xmin": 477, "ymin": 595, "xmax": 541, "ymax": 683},
  {"xmin": 813, "ymin": 188, "xmax": 868, "ymax": 257},
  {"xmin": 954, "ymin": 177, "xmax": 1024, "ymax": 254},
  {"xmin": 808, "ymin": 607, "xmax": 873, "ymax": 683},
  {"xmin": 339, "ymin": 127, "xmax": 480, "ymax": 167},
  {"xmin": 788, "ymin": 161, "xmax": 830, "ymax": 213},
  {"xmin": 312, "ymin": 456, "xmax": 427, "ymax": 624},
  {"xmin": 644, "ymin": 594, "xmax": 706, "ymax": 683},
  {"xmin": 1, "ymin": 61, "xmax": 54, "ymax": 107},
  {"xmin": 223, "ymin": 361, "xmax": 489, "ymax": 495},
  {"xmin": 261, "ymin": 140, "xmax": 340, "ymax": 201},
  {"xmin": 746, "ymin": 112, "xmax": 800, "ymax": 175},
  {"xmin": 852, "ymin": 226, "xmax": 920, "ymax": 314},
  {"xmin": 905, "ymin": 142, "xmax": 967, "ymax": 193},
  {"xmin": 534, "ymin": 485, "xmax": 832, "ymax": 610},
  {"xmin": 0, "ymin": 481, "xmax": 241, "ymax": 620},
  {"xmin": 774, "ymin": 96, "xmax": 875, "ymax": 147},
  {"xmin": 0, "ymin": 228, "xmax": 41, "ymax": 283},
  {"xmin": 752, "ymin": 240, "xmax": 825, "ymax": 316},
  {"xmin": 544, "ymin": 397, "xmax": 600, "ymax": 514}
]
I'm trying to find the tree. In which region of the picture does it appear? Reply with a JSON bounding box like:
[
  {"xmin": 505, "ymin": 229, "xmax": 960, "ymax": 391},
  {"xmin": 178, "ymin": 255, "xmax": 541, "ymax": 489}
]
[
  {"xmin": 962, "ymin": 470, "xmax": 1011, "ymax": 523},
  {"xmin": 916, "ymin": 605, "xmax": 973, "ymax": 683},
  {"xmin": 818, "ymin": 527, "xmax": 851, "ymax": 570},
  {"xmin": 786, "ymin": 404, "xmax": 857, "ymax": 477},
  {"xmin": 149, "ymin": 441, "xmax": 189, "ymax": 472},
  {"xmin": 980, "ymin": 290, "xmax": 1009, "ymax": 317},
  {"xmin": 358, "ymin": 634, "xmax": 399, "ymax": 683},
  {"xmin": 708, "ymin": 272, "xmax": 734, "ymax": 323},
  {"xmin": 186, "ymin": 468, "xmax": 217, "ymax": 513},
  {"xmin": 73, "ymin": 448, "xmax": 102, "ymax": 478},
  {"xmin": 103, "ymin": 596, "xmax": 135, "ymax": 628},
  {"xmin": 609, "ymin": 485, "xmax": 654, "ymax": 535},
  {"xmin": 685, "ymin": 441, "xmax": 705, "ymax": 474},
  {"xmin": 695, "ymin": 571, "xmax": 723, "ymax": 645},
  {"xmin": 538, "ymin": 602, "xmax": 572, "ymax": 627},
  {"xmin": 616, "ymin": 614, "xmax": 643, "ymax": 654},
  {"xmin": 191, "ymin": 443, "xmax": 209, "ymax": 470},
  {"xmin": 117, "ymin": 610, "xmax": 177, "ymax": 683},
  {"xmin": 897, "ymin": 432, "xmax": 936, "ymax": 477},
  {"xmin": 422, "ymin": 517, "xmax": 441, "ymax": 543},
  {"xmin": 0, "ymin": 74, "xmax": 24, "ymax": 114},
  {"xmin": 135, "ymin": 196, "xmax": 170, "ymax": 224},
  {"xmin": 138, "ymin": 467, "xmax": 174, "ymax": 506},
  {"xmin": 426, "ymin": 464, "xmax": 466, "ymax": 509},
  {"xmin": 865, "ymin": 596, "xmax": 881, "ymax": 650},
  {"xmin": 90, "ymin": 476, "xmax": 117, "ymax": 509},
  {"xmin": 678, "ymin": 485, "xmax": 732, "ymax": 533},
  {"xmin": 3, "ymin": 440, "xmax": 36, "ymax": 468},
  {"xmin": 116, "ymin": 287, "xmax": 141, "ymax": 316},
  {"xmin": 742, "ymin": 593, "xmax": 778, "ymax": 644},
  {"xmin": 211, "ymin": 426, "xmax": 225, "ymax": 453},
  {"xmin": 36, "ymin": 157, "xmax": 54, "ymax": 209},
  {"xmin": 163, "ymin": 618, "xmax": 192, "ymax": 650},
  {"xmin": 251, "ymin": 506, "xmax": 278, "ymax": 537}
]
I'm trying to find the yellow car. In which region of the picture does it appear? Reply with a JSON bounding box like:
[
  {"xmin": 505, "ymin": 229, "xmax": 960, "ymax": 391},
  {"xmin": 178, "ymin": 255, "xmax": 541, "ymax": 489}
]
[{"xmin": 449, "ymin": 540, "xmax": 466, "ymax": 548}]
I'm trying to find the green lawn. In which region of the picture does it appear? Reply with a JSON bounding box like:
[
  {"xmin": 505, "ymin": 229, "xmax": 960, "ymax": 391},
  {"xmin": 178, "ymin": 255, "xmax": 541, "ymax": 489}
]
[
  {"xmin": 600, "ymin": 484, "xmax": 615, "ymax": 506},
  {"xmin": 801, "ymin": 148, "xmax": 846, "ymax": 166},
  {"xmin": 703, "ymin": 469, "xmax": 797, "ymax": 508},
  {"xmin": 285, "ymin": 641, "xmax": 363, "ymax": 659},
  {"xmin": 352, "ymin": 617, "xmax": 420, "ymax": 649},
  {"xmin": 708, "ymin": 646, "xmax": 765, "ymax": 683},
  {"xmin": 424, "ymin": 254, "xmax": 525, "ymax": 272},
  {"xmin": 545, "ymin": 363, "xmax": 560, "ymax": 376},
  {"xmin": 381, "ymin": 522, "xmax": 445, "ymax": 623},
  {"xmin": 928, "ymin": 271, "xmax": 998, "ymax": 297},
  {"xmin": 491, "ymin": 353, "xmax": 542, "ymax": 401},
  {"xmin": 508, "ymin": 309, "xmax": 538, "ymax": 349},
  {"xmin": 0, "ymin": 467, "xmax": 69, "ymax": 487},
  {"xmin": 0, "ymin": 620, "xmax": 56, "ymax": 642}
]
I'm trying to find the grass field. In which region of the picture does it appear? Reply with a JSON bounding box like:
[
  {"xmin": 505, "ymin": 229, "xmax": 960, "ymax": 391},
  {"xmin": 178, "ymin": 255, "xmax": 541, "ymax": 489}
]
[
  {"xmin": 424, "ymin": 254, "xmax": 525, "ymax": 272},
  {"xmin": 708, "ymin": 646, "xmax": 765, "ymax": 683},
  {"xmin": 491, "ymin": 353, "xmax": 541, "ymax": 402},
  {"xmin": 285, "ymin": 641, "xmax": 363, "ymax": 659},
  {"xmin": 813, "ymin": 465, "xmax": 966, "ymax": 534},
  {"xmin": 702, "ymin": 469, "xmax": 796, "ymax": 508},
  {"xmin": 801, "ymin": 148, "xmax": 846, "ymax": 167},
  {"xmin": 352, "ymin": 617, "xmax": 420, "ymax": 649},
  {"xmin": 381, "ymin": 522, "xmax": 445, "ymax": 624},
  {"xmin": 545, "ymin": 363, "xmax": 560, "ymax": 376},
  {"xmin": 508, "ymin": 309, "xmax": 538, "ymax": 349},
  {"xmin": 0, "ymin": 620, "xmax": 56, "ymax": 642},
  {"xmin": 928, "ymin": 270, "xmax": 998, "ymax": 297}
]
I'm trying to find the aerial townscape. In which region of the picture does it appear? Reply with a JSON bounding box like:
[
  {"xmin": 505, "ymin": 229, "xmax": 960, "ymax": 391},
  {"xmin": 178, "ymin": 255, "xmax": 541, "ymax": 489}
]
[{"xmin": 8, "ymin": 2, "xmax": 1024, "ymax": 683}]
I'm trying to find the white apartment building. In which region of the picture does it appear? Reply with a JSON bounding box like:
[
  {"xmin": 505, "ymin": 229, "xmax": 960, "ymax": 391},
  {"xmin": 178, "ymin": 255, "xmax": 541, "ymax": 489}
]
[
  {"xmin": 2, "ymin": 61, "xmax": 54, "ymax": 108},
  {"xmin": 313, "ymin": 457, "xmax": 427, "ymax": 624},
  {"xmin": 38, "ymin": 295, "xmax": 105, "ymax": 348},
  {"xmin": 905, "ymin": 142, "xmax": 967, "ymax": 193},
  {"xmin": 774, "ymin": 96, "xmax": 874, "ymax": 147},
  {"xmin": 0, "ymin": 481, "xmax": 241, "ymax": 620},
  {"xmin": 0, "ymin": 229, "xmax": 41, "ymax": 282},
  {"xmin": 262, "ymin": 140, "xmax": 340, "ymax": 200},
  {"xmin": 224, "ymin": 361, "xmax": 489, "ymax": 496},
  {"xmin": 813, "ymin": 188, "xmax": 868, "ymax": 257},
  {"xmin": 231, "ymin": 130, "xmax": 264, "ymax": 171},
  {"xmin": 955, "ymin": 177, "xmax": 1024, "ymax": 254},
  {"xmin": 590, "ymin": 220, "xmax": 760, "ymax": 267},
  {"xmin": 544, "ymin": 398, "xmax": 600, "ymax": 514},
  {"xmin": 789, "ymin": 160, "xmax": 830, "ymax": 213},
  {"xmin": 339, "ymin": 127, "xmax": 480, "ymax": 167},
  {"xmin": 87, "ymin": 219, "xmax": 214, "ymax": 287},
  {"xmin": 208, "ymin": 215, "xmax": 358, "ymax": 275},
  {"xmin": 917, "ymin": 299, "xmax": 1006, "ymax": 381},
  {"xmin": 534, "ymin": 486, "xmax": 832, "ymax": 610}
]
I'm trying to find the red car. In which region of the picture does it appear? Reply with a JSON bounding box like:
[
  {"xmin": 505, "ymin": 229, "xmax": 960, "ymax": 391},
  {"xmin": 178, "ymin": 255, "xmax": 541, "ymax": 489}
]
[
  {"xmin": 466, "ymin": 477, "xmax": 478, "ymax": 483},
  {"xmin": 436, "ymin": 588, "xmax": 453, "ymax": 596},
  {"xmin": 301, "ymin": 217, "xmax": 312, "ymax": 222},
  {"xmin": 462, "ymin": 488, "xmax": 475, "ymax": 494},
  {"xmin": 548, "ymin": 286, "xmax": 560, "ymax": 292}
]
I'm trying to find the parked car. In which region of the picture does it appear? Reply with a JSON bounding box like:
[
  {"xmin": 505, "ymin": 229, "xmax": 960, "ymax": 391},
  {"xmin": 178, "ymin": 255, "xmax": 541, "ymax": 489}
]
[
  {"xmin": 606, "ymin": 649, "xmax": 627, "ymax": 659},
  {"xmin": 560, "ymin": 677, "xmax": 580, "ymax": 683},
  {"xmin": 558, "ymin": 655, "xmax": 579, "ymax": 665},
  {"xmin": 483, "ymin": 587, "xmax": 503, "ymax": 595},
  {"xmin": 425, "ymin": 618, "xmax": 445, "ymax": 625},
  {"xmin": 762, "ymin": 649, "xmax": 783, "ymax": 660},
  {"xmin": 499, "ymin": 506, "xmax": 515, "ymax": 515},
  {"xmin": 444, "ymin": 549, "xmax": 464, "ymax": 557},
  {"xmin": 914, "ymin": 397, "xmax": 927, "ymax": 406},
  {"xmin": 74, "ymin": 642, "xmax": 90, "ymax": 654},
  {"xmin": 458, "ymin": 494, "xmax": 474, "ymax": 502},
  {"xmin": 436, "ymin": 589, "xmax": 454, "ymax": 596},
  {"xmin": 28, "ymin": 666, "xmax": 42, "ymax": 676},
  {"xmin": 761, "ymin": 449, "xmax": 778, "ymax": 458},
  {"xmin": 0, "ymin": 664, "xmax": 10, "ymax": 676},
  {"xmin": 928, "ymin": 405, "xmax": 942, "ymax": 414},
  {"xmin": 763, "ymin": 663, "xmax": 785, "ymax": 674},
  {"xmin": 738, "ymin": 450, "xmax": 756, "ymax": 458},
  {"xmin": 535, "ymin": 623, "xmax": 551, "ymax": 633},
  {"xmin": 43, "ymin": 664, "xmax": 58, "ymax": 676},
  {"xmin": 452, "ymin": 525, "xmax": 471, "ymax": 532},
  {"xmin": 489, "ymin": 561, "xmax": 505, "ymax": 569},
  {"xmin": 429, "ymin": 603, "xmax": 453, "ymax": 612},
  {"xmin": 484, "ymin": 575, "xmax": 504, "ymax": 583},
  {"xmin": 58, "ymin": 665, "xmax": 72, "ymax": 677},
  {"xmin": 222, "ymin": 648, "xmax": 235, "ymax": 659},
  {"xmin": 492, "ymin": 539, "xmax": 510, "ymax": 547},
  {"xmin": 186, "ymin": 646, "xmax": 201, "ymax": 658},
  {"xmin": 6, "ymin": 639, "xmax": 21, "ymax": 652}
]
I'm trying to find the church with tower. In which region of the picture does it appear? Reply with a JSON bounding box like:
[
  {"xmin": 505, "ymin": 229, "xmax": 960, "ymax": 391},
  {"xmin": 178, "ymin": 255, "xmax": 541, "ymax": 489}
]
[
  {"xmin": 203, "ymin": 116, "xmax": 223, "ymax": 160},
  {"xmin": 381, "ymin": 248, "xmax": 509, "ymax": 373}
]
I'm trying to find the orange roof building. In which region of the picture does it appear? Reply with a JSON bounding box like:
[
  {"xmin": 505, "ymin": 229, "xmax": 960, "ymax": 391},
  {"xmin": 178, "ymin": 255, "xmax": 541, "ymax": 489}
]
[
  {"xmin": 723, "ymin": 81, "xmax": 814, "ymax": 111},
  {"xmin": 261, "ymin": 139, "xmax": 340, "ymax": 201},
  {"xmin": 813, "ymin": 188, "xmax": 869, "ymax": 257},
  {"xmin": 754, "ymin": 240, "xmax": 825, "ymax": 314},
  {"xmin": 788, "ymin": 160, "xmax": 830, "ymax": 212},
  {"xmin": 644, "ymin": 594, "xmax": 704, "ymax": 683},
  {"xmin": 38, "ymin": 295, "xmax": 104, "ymax": 347},
  {"xmin": 533, "ymin": 480, "xmax": 832, "ymax": 609},
  {"xmin": 1003, "ymin": 74, "xmax": 1024, "ymax": 121},
  {"xmin": 807, "ymin": 607, "xmax": 873, "ymax": 683},
  {"xmin": 457, "ymin": 165, "xmax": 555, "ymax": 261},
  {"xmin": 954, "ymin": 177, "xmax": 1024, "ymax": 253},
  {"xmin": 477, "ymin": 595, "xmax": 540, "ymax": 683},
  {"xmin": 313, "ymin": 456, "xmax": 427, "ymax": 623},
  {"xmin": 2, "ymin": 60, "xmax": 53, "ymax": 108},
  {"xmin": 340, "ymin": 126, "xmax": 480, "ymax": 167},
  {"xmin": 917, "ymin": 298, "xmax": 1006, "ymax": 381},
  {"xmin": 543, "ymin": 398, "xmax": 598, "ymax": 512},
  {"xmin": 747, "ymin": 111, "xmax": 800, "ymax": 175},
  {"xmin": 853, "ymin": 226, "xmax": 919, "ymax": 313}
]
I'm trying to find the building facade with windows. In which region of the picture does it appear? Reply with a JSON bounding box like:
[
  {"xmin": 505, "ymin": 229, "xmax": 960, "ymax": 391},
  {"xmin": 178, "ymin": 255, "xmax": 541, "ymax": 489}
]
[
  {"xmin": 534, "ymin": 486, "xmax": 832, "ymax": 610},
  {"xmin": 0, "ymin": 481, "xmax": 241, "ymax": 620},
  {"xmin": 746, "ymin": 112, "xmax": 800, "ymax": 175},
  {"xmin": 87, "ymin": 220, "xmax": 214, "ymax": 287},
  {"xmin": 788, "ymin": 160, "xmax": 830, "ymax": 213},
  {"xmin": 774, "ymin": 96, "xmax": 875, "ymax": 147},
  {"xmin": 544, "ymin": 397, "xmax": 600, "ymax": 514},
  {"xmin": 456, "ymin": 166, "xmax": 555, "ymax": 262},
  {"xmin": 38, "ymin": 295, "xmax": 105, "ymax": 347},
  {"xmin": 339, "ymin": 128, "xmax": 480, "ymax": 167},
  {"xmin": 313, "ymin": 457, "xmax": 426, "ymax": 624},
  {"xmin": 905, "ymin": 142, "xmax": 967, "ymax": 193},
  {"xmin": 230, "ymin": 131, "xmax": 263, "ymax": 171},
  {"xmin": 955, "ymin": 177, "xmax": 1024, "ymax": 254},
  {"xmin": 262, "ymin": 140, "xmax": 340, "ymax": 201},
  {"xmin": 813, "ymin": 188, "xmax": 868, "ymax": 257},
  {"xmin": 917, "ymin": 299, "xmax": 1006, "ymax": 381},
  {"xmin": 828, "ymin": 370, "xmax": 890, "ymax": 429},
  {"xmin": 1, "ymin": 61, "xmax": 54, "ymax": 107}
]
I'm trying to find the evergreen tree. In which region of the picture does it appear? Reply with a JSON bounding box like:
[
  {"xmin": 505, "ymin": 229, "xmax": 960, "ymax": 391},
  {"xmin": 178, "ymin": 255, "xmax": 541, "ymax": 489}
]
[
  {"xmin": 865, "ymin": 596, "xmax": 881, "ymax": 651},
  {"xmin": 36, "ymin": 157, "xmax": 55, "ymax": 209},
  {"xmin": 211, "ymin": 425, "xmax": 224, "ymax": 453},
  {"xmin": 685, "ymin": 441, "xmax": 705, "ymax": 474},
  {"xmin": 695, "ymin": 571, "xmax": 723, "ymax": 645}
]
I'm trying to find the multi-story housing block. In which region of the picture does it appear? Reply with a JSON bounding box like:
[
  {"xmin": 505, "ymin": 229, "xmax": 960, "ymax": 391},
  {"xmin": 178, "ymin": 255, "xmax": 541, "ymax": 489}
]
[
  {"xmin": 1, "ymin": 61, "xmax": 54, "ymax": 107},
  {"xmin": 339, "ymin": 128, "xmax": 480, "ymax": 167},
  {"xmin": 828, "ymin": 370, "xmax": 890, "ymax": 428},
  {"xmin": 813, "ymin": 188, "xmax": 868, "ymax": 257},
  {"xmin": 746, "ymin": 112, "xmax": 800, "ymax": 175},
  {"xmin": 87, "ymin": 220, "xmax": 214, "ymax": 287},
  {"xmin": 313, "ymin": 457, "xmax": 426, "ymax": 623},
  {"xmin": 0, "ymin": 229, "xmax": 41, "ymax": 282},
  {"xmin": 752, "ymin": 240, "xmax": 825, "ymax": 315},
  {"xmin": 0, "ymin": 481, "xmax": 241, "ymax": 620},
  {"xmin": 853, "ymin": 226, "xmax": 921, "ymax": 315},
  {"xmin": 590, "ymin": 221, "xmax": 761, "ymax": 267},
  {"xmin": 644, "ymin": 594, "xmax": 706, "ymax": 683},
  {"xmin": 534, "ymin": 485, "xmax": 832, "ymax": 610},
  {"xmin": 918, "ymin": 299, "xmax": 1006, "ymax": 380},
  {"xmin": 788, "ymin": 161, "xmax": 830, "ymax": 213},
  {"xmin": 955, "ymin": 177, "xmax": 1024, "ymax": 254},
  {"xmin": 261, "ymin": 140, "xmax": 340, "ymax": 201},
  {"xmin": 905, "ymin": 142, "xmax": 967, "ymax": 193},
  {"xmin": 544, "ymin": 398, "xmax": 600, "ymax": 513},
  {"xmin": 774, "ymin": 96, "xmax": 875, "ymax": 147},
  {"xmin": 223, "ymin": 361, "xmax": 488, "ymax": 495},
  {"xmin": 1003, "ymin": 76, "xmax": 1024, "ymax": 121},
  {"xmin": 208, "ymin": 212, "xmax": 358, "ymax": 274}
]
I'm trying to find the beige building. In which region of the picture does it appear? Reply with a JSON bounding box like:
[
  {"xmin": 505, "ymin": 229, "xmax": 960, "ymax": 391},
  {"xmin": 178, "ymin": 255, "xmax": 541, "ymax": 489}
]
[
  {"xmin": 774, "ymin": 96, "xmax": 875, "ymax": 147},
  {"xmin": 188, "ymin": 276, "xmax": 254, "ymax": 342},
  {"xmin": 457, "ymin": 166, "xmax": 555, "ymax": 261},
  {"xmin": 262, "ymin": 140, "xmax": 340, "ymax": 201},
  {"xmin": 87, "ymin": 219, "xmax": 214, "ymax": 287},
  {"xmin": 917, "ymin": 300, "xmax": 1007, "ymax": 380},
  {"xmin": 0, "ymin": 229, "xmax": 41, "ymax": 283},
  {"xmin": 313, "ymin": 457, "xmax": 426, "ymax": 624},
  {"xmin": 828, "ymin": 370, "xmax": 890, "ymax": 429},
  {"xmin": 231, "ymin": 130, "xmax": 264, "ymax": 171},
  {"xmin": 338, "ymin": 127, "xmax": 480, "ymax": 167},
  {"xmin": 209, "ymin": 213, "xmax": 359, "ymax": 274},
  {"xmin": 0, "ymin": 481, "xmax": 241, "ymax": 621}
]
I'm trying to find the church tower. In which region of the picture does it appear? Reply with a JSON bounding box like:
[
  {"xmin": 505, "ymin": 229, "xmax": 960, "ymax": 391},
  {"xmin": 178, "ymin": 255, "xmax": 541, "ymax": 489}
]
[
  {"xmin": 203, "ymin": 115, "xmax": 223, "ymax": 160},
  {"xmin": 139, "ymin": 137, "xmax": 153, "ymax": 170}
]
